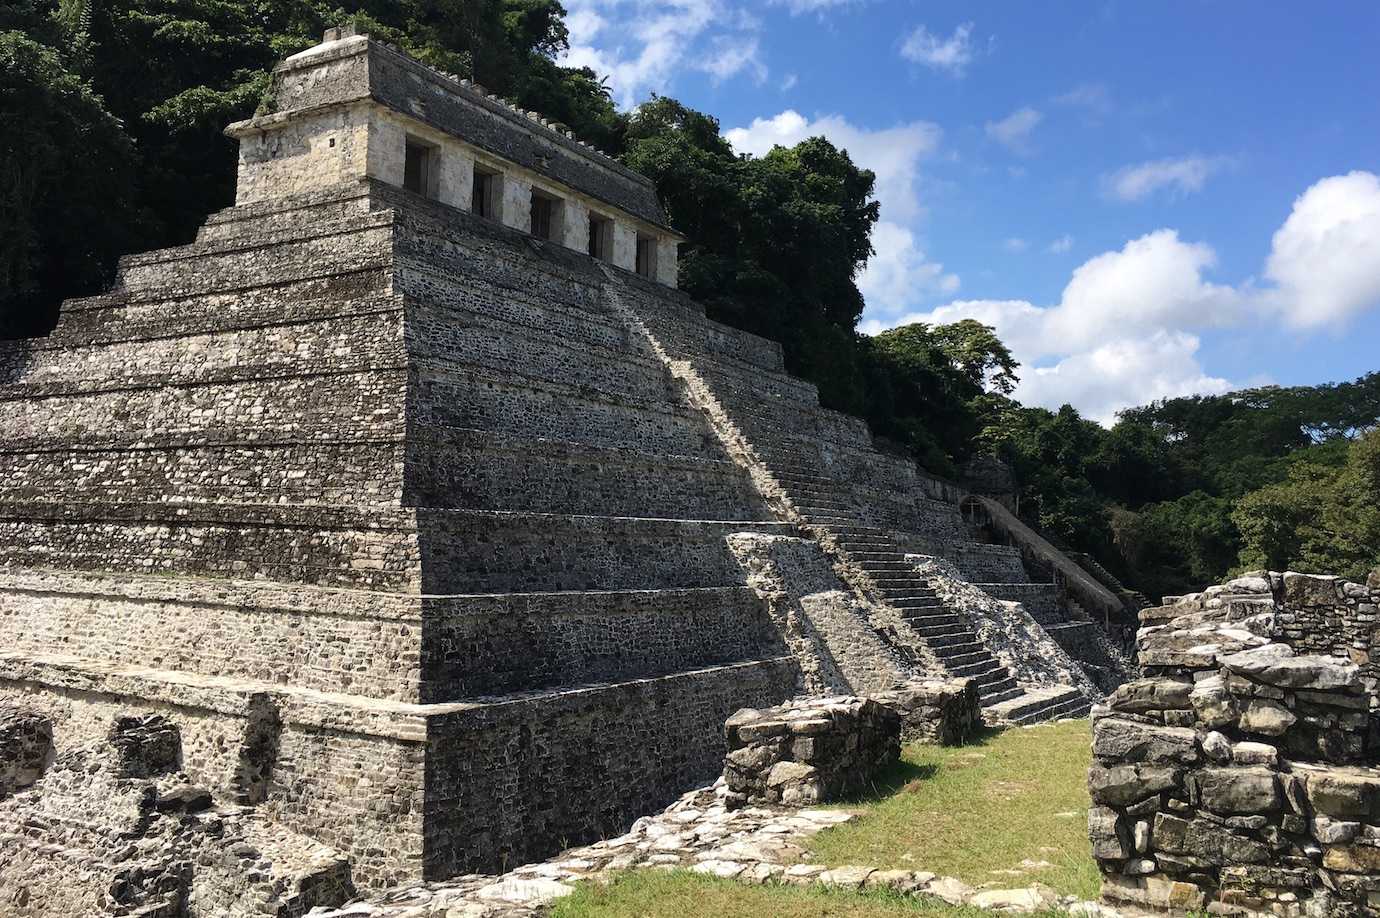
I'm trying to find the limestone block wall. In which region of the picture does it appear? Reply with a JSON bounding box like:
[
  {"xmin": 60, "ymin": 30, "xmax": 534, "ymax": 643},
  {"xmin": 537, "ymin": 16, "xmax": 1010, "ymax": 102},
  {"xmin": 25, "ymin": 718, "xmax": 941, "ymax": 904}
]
[
  {"xmin": 234, "ymin": 104, "xmax": 372, "ymax": 205},
  {"xmin": 1091, "ymin": 571, "xmax": 1380, "ymax": 916},
  {"xmin": 419, "ymin": 588, "xmax": 784, "ymax": 700},
  {"xmin": 0, "ymin": 571, "xmax": 427, "ymax": 701},
  {"xmin": 421, "ymin": 658, "xmax": 796, "ymax": 877}
]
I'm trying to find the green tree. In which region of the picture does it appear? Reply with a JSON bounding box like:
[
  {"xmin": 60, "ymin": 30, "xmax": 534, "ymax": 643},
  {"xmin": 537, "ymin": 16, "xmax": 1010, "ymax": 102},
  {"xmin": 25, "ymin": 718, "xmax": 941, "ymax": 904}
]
[{"xmin": 0, "ymin": 30, "xmax": 149, "ymax": 336}]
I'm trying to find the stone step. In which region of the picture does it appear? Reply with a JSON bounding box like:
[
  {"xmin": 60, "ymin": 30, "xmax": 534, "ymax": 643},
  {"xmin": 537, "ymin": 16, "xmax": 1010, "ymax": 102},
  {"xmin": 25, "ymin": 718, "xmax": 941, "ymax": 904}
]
[
  {"xmin": 952, "ymin": 658, "xmax": 1007, "ymax": 680},
  {"xmin": 845, "ymin": 551, "xmax": 907, "ymax": 562},
  {"xmin": 986, "ymin": 686, "xmax": 1090, "ymax": 725},
  {"xmin": 887, "ymin": 594, "xmax": 942, "ymax": 606},
  {"xmin": 980, "ymin": 684, "xmax": 1024, "ymax": 706},
  {"xmin": 858, "ymin": 560, "xmax": 917, "ymax": 572},
  {"xmin": 937, "ymin": 650, "xmax": 990, "ymax": 669},
  {"xmin": 932, "ymin": 640, "xmax": 984, "ymax": 658}
]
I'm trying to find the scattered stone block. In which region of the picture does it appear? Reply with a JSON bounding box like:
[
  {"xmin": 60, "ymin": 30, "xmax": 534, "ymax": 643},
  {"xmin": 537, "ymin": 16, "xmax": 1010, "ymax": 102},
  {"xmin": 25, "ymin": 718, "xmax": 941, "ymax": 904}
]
[{"xmin": 723, "ymin": 695, "xmax": 900, "ymax": 808}]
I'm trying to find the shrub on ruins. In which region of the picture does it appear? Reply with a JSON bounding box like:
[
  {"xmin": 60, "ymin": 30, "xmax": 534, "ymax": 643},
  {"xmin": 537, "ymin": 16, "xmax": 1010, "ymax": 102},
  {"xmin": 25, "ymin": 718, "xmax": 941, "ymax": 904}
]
[
  {"xmin": 1234, "ymin": 428, "xmax": 1380, "ymax": 580},
  {"xmin": 624, "ymin": 97, "xmax": 883, "ymax": 420}
]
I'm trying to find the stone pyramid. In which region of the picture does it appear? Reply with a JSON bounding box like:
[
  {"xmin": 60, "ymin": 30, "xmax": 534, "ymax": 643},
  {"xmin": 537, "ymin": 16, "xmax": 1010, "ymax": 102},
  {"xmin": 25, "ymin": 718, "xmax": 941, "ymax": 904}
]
[{"xmin": 0, "ymin": 28, "xmax": 1106, "ymax": 893}]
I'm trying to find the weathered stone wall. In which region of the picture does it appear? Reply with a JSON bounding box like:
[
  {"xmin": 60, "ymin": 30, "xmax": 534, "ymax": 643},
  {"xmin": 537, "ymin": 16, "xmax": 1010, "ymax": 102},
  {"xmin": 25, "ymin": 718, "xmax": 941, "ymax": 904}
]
[
  {"xmin": 422, "ymin": 658, "xmax": 797, "ymax": 877},
  {"xmin": 722, "ymin": 695, "xmax": 901, "ymax": 808},
  {"xmin": 0, "ymin": 708, "xmax": 355, "ymax": 917},
  {"xmin": 1091, "ymin": 571, "xmax": 1380, "ymax": 916},
  {"xmin": 0, "ymin": 571, "xmax": 426, "ymax": 701},
  {"xmin": 0, "ymin": 705, "xmax": 51, "ymax": 798}
]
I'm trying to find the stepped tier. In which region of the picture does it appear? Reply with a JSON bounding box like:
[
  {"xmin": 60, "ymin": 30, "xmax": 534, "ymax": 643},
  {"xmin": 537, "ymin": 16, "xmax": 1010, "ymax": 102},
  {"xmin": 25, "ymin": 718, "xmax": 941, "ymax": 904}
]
[
  {"xmin": 0, "ymin": 503, "xmax": 788, "ymax": 592},
  {"xmin": 0, "ymin": 571, "xmax": 780, "ymax": 703}
]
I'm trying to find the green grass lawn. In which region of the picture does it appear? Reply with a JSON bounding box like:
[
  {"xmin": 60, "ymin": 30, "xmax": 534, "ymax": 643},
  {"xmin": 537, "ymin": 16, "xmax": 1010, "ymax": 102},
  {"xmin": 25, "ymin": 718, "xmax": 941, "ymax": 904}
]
[
  {"xmin": 550, "ymin": 719, "xmax": 1097, "ymax": 917},
  {"xmin": 807, "ymin": 719, "xmax": 1099, "ymax": 900},
  {"xmin": 550, "ymin": 871, "xmax": 1070, "ymax": 918}
]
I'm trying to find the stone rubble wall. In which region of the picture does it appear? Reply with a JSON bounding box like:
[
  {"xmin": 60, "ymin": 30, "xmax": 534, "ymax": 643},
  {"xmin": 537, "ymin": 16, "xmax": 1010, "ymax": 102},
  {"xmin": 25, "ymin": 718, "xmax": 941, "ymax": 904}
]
[
  {"xmin": 722, "ymin": 695, "xmax": 901, "ymax": 808},
  {"xmin": 0, "ymin": 707, "xmax": 354, "ymax": 918},
  {"xmin": 1091, "ymin": 570, "xmax": 1380, "ymax": 917}
]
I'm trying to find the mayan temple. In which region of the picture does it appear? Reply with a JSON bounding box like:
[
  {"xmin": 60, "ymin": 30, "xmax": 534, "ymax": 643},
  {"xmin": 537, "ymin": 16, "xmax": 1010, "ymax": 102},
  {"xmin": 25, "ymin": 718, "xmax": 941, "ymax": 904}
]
[{"xmin": 0, "ymin": 26, "xmax": 1134, "ymax": 912}]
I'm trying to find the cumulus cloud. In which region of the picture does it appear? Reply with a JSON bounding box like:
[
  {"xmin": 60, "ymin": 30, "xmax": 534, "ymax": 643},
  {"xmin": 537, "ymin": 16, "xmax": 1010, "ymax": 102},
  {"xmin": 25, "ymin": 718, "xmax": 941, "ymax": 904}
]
[
  {"xmin": 985, "ymin": 107, "xmax": 1042, "ymax": 154},
  {"xmin": 1018, "ymin": 333, "xmax": 1232, "ymax": 425},
  {"xmin": 858, "ymin": 222, "xmax": 960, "ymax": 316},
  {"xmin": 900, "ymin": 22, "xmax": 975, "ymax": 75},
  {"xmin": 1262, "ymin": 171, "xmax": 1380, "ymax": 329},
  {"xmin": 860, "ymin": 171, "xmax": 1380, "ymax": 423},
  {"xmin": 1105, "ymin": 155, "xmax": 1230, "ymax": 202},
  {"xmin": 726, "ymin": 109, "xmax": 941, "ymax": 222},
  {"xmin": 868, "ymin": 231, "xmax": 1242, "ymax": 421}
]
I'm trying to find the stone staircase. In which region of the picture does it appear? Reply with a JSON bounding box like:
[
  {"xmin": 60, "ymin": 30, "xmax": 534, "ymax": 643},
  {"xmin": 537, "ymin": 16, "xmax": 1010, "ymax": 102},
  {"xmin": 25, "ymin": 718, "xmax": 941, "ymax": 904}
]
[{"xmin": 767, "ymin": 463, "xmax": 1021, "ymax": 706}]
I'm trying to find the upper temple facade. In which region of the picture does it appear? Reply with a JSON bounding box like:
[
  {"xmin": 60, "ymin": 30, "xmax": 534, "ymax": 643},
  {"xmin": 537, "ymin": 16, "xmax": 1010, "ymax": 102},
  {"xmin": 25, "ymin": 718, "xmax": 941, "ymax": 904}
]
[{"xmin": 226, "ymin": 25, "xmax": 685, "ymax": 285}]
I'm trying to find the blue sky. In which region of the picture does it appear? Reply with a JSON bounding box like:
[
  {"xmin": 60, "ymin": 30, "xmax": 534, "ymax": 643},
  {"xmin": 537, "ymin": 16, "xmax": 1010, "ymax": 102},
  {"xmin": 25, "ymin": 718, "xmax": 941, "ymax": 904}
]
[{"xmin": 559, "ymin": 1, "xmax": 1380, "ymax": 422}]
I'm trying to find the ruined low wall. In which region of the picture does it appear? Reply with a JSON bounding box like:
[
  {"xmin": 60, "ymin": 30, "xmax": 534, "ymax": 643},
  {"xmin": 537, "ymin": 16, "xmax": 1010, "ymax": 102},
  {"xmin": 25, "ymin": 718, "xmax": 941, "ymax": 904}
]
[
  {"xmin": 1091, "ymin": 571, "xmax": 1380, "ymax": 917},
  {"xmin": 872, "ymin": 678, "xmax": 981, "ymax": 746},
  {"xmin": 722, "ymin": 695, "xmax": 901, "ymax": 808}
]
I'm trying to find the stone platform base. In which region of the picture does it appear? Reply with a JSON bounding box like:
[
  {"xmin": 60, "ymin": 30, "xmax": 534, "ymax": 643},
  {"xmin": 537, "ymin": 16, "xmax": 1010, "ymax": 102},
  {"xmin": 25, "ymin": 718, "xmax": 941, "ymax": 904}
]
[{"xmin": 0, "ymin": 649, "xmax": 796, "ymax": 889}]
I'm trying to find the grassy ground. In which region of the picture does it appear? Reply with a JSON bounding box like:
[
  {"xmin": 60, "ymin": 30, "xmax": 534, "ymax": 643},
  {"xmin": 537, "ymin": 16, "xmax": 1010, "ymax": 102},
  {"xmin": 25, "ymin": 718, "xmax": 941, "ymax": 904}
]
[
  {"xmin": 807, "ymin": 719, "xmax": 1099, "ymax": 899},
  {"xmin": 550, "ymin": 871, "xmax": 1069, "ymax": 918},
  {"xmin": 550, "ymin": 719, "xmax": 1096, "ymax": 917}
]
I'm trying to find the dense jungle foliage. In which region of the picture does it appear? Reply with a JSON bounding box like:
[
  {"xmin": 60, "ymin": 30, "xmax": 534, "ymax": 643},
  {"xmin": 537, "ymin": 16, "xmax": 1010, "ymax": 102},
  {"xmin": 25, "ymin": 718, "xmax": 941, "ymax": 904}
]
[{"xmin": 2, "ymin": 0, "xmax": 1376, "ymax": 598}]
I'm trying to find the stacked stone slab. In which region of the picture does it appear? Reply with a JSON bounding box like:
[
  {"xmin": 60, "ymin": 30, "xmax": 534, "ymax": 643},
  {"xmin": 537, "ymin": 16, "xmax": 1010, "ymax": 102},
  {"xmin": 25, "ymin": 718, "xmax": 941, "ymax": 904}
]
[
  {"xmin": 0, "ymin": 29, "xmax": 1103, "ymax": 893},
  {"xmin": 1090, "ymin": 571, "xmax": 1380, "ymax": 916},
  {"xmin": 722, "ymin": 696, "xmax": 902, "ymax": 808}
]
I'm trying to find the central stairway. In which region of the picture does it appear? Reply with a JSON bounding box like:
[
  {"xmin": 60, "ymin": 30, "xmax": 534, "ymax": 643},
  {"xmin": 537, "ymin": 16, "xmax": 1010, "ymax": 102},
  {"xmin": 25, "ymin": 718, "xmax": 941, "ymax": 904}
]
[{"xmin": 607, "ymin": 273, "xmax": 1096, "ymax": 725}]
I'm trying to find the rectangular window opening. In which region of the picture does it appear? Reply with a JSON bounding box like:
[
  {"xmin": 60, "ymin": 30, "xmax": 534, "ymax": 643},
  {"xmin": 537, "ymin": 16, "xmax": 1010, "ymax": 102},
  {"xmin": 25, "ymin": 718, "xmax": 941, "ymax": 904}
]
[
  {"xmin": 403, "ymin": 138, "xmax": 435, "ymax": 198},
  {"xmin": 530, "ymin": 190, "xmax": 562, "ymax": 241},
  {"xmin": 472, "ymin": 166, "xmax": 499, "ymax": 219},
  {"xmin": 588, "ymin": 214, "xmax": 612, "ymax": 261},
  {"xmin": 635, "ymin": 235, "xmax": 658, "ymax": 278}
]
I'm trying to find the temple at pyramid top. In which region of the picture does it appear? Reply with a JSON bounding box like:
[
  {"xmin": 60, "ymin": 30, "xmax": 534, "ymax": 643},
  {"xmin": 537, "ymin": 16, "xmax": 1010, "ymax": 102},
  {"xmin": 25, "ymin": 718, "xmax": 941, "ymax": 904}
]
[{"xmin": 225, "ymin": 24, "xmax": 685, "ymax": 285}]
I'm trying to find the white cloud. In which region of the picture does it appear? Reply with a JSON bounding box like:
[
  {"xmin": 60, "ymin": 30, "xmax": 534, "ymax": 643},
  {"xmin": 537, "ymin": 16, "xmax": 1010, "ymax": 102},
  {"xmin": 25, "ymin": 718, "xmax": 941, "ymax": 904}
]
[
  {"xmin": 1018, "ymin": 332, "xmax": 1232, "ymax": 425},
  {"xmin": 726, "ymin": 109, "xmax": 941, "ymax": 222},
  {"xmin": 862, "ymin": 230, "xmax": 1243, "ymax": 421},
  {"xmin": 780, "ymin": 72, "xmax": 798, "ymax": 91},
  {"xmin": 696, "ymin": 34, "xmax": 767, "ymax": 84},
  {"xmin": 1262, "ymin": 171, "xmax": 1380, "ymax": 329},
  {"xmin": 1048, "ymin": 234, "xmax": 1073, "ymax": 254},
  {"xmin": 1004, "ymin": 237, "xmax": 1028, "ymax": 253},
  {"xmin": 900, "ymin": 22, "xmax": 975, "ymax": 75},
  {"xmin": 985, "ymin": 107, "xmax": 1042, "ymax": 154},
  {"xmin": 770, "ymin": 0, "xmax": 860, "ymax": 13},
  {"xmin": 1053, "ymin": 82, "xmax": 1112, "ymax": 115},
  {"xmin": 1105, "ymin": 155, "xmax": 1229, "ymax": 202},
  {"xmin": 558, "ymin": 0, "xmax": 764, "ymax": 107},
  {"xmin": 858, "ymin": 222, "xmax": 960, "ymax": 318}
]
